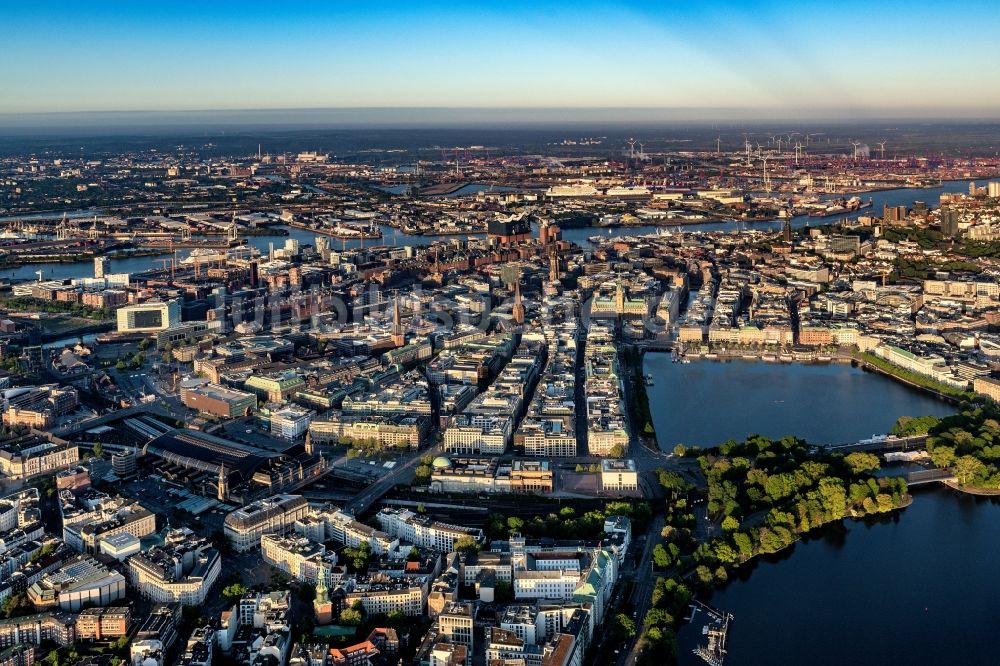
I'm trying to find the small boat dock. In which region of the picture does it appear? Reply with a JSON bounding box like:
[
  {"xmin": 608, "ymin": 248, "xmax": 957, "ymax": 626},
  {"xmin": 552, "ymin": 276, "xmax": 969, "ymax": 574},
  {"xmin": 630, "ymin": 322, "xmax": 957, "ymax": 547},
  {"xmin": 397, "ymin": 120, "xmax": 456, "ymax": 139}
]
[{"xmin": 691, "ymin": 600, "xmax": 733, "ymax": 666}]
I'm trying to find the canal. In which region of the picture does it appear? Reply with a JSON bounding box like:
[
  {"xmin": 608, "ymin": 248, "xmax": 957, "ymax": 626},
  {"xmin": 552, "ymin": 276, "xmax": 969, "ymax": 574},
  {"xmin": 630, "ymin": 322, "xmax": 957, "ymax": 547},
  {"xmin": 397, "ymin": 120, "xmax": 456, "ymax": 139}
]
[{"xmin": 643, "ymin": 356, "xmax": 955, "ymax": 449}]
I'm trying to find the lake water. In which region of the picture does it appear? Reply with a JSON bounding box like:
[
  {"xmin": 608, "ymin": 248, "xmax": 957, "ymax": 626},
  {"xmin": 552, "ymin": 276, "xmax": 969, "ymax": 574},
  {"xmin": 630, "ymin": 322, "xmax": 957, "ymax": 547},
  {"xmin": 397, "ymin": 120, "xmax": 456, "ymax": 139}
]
[
  {"xmin": 644, "ymin": 356, "xmax": 954, "ymax": 449},
  {"xmin": 650, "ymin": 357, "xmax": 992, "ymax": 665},
  {"xmin": 677, "ymin": 487, "xmax": 1000, "ymax": 665}
]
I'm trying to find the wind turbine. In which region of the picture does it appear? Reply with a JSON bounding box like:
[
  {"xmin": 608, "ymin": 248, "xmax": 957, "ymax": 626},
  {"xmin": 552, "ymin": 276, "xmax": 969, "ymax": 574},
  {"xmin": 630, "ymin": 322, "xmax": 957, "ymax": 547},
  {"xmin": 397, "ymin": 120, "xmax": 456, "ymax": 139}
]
[
  {"xmin": 851, "ymin": 141, "xmax": 862, "ymax": 161},
  {"xmin": 626, "ymin": 139, "xmax": 636, "ymax": 160},
  {"xmin": 877, "ymin": 141, "xmax": 887, "ymax": 160},
  {"xmin": 716, "ymin": 136, "xmax": 722, "ymax": 154},
  {"xmin": 761, "ymin": 156, "xmax": 771, "ymax": 192}
]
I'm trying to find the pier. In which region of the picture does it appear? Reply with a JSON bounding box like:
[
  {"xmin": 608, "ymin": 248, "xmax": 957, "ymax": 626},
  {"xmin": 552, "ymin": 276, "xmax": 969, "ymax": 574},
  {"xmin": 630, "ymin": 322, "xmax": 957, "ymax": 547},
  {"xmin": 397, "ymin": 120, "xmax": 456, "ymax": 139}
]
[{"xmin": 691, "ymin": 600, "xmax": 733, "ymax": 666}]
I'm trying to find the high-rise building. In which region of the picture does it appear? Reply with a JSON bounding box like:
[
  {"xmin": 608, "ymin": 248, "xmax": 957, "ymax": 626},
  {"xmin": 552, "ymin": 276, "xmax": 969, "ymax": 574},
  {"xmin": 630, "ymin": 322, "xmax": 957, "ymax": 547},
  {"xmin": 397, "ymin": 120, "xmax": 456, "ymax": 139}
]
[
  {"xmin": 116, "ymin": 300, "xmax": 182, "ymax": 333},
  {"xmin": 988, "ymin": 181, "xmax": 1000, "ymax": 198},
  {"xmin": 940, "ymin": 207, "xmax": 961, "ymax": 237},
  {"xmin": 94, "ymin": 257, "xmax": 109, "ymax": 279},
  {"xmin": 882, "ymin": 205, "xmax": 908, "ymax": 225}
]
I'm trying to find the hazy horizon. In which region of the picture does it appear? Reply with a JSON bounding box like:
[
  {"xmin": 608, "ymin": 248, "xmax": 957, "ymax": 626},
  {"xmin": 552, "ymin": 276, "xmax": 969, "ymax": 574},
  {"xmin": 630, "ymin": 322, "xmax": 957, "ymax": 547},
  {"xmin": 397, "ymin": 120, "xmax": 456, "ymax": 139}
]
[{"xmin": 3, "ymin": 107, "xmax": 1000, "ymax": 136}]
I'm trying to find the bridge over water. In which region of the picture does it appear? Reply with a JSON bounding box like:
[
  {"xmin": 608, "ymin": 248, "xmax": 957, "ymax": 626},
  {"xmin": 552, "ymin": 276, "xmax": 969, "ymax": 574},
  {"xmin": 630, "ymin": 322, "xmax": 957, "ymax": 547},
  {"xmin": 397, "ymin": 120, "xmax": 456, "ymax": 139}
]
[
  {"xmin": 904, "ymin": 468, "xmax": 956, "ymax": 486},
  {"xmin": 821, "ymin": 434, "xmax": 927, "ymax": 454}
]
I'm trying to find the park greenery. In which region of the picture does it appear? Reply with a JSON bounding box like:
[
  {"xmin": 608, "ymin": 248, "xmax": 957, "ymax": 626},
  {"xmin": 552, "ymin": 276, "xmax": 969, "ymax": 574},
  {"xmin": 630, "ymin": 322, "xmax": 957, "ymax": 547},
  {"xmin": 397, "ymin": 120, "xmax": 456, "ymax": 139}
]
[
  {"xmin": 413, "ymin": 454, "xmax": 434, "ymax": 485},
  {"xmin": 696, "ymin": 435, "xmax": 908, "ymax": 568},
  {"xmin": 636, "ymin": 434, "xmax": 911, "ymax": 664},
  {"xmin": 891, "ymin": 414, "xmax": 942, "ymax": 436},
  {"xmin": 343, "ymin": 436, "xmax": 411, "ymax": 459},
  {"xmin": 222, "ymin": 582, "xmax": 248, "ymax": 604},
  {"xmin": 859, "ymin": 351, "xmax": 969, "ymax": 399},
  {"xmin": 343, "ymin": 541, "xmax": 372, "ymax": 572},
  {"xmin": 484, "ymin": 501, "xmax": 651, "ymax": 541},
  {"xmin": 0, "ymin": 296, "xmax": 114, "ymax": 319},
  {"xmin": 920, "ymin": 400, "xmax": 1000, "ymax": 489},
  {"xmin": 452, "ymin": 535, "xmax": 480, "ymax": 556}
]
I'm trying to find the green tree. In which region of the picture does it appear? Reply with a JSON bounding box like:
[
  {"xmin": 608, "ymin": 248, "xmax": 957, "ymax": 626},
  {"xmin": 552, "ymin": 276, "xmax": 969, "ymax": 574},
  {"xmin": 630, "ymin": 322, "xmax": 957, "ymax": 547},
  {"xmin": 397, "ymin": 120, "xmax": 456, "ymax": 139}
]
[
  {"xmin": 222, "ymin": 582, "xmax": 248, "ymax": 604},
  {"xmin": 652, "ymin": 543, "xmax": 672, "ymax": 569},
  {"xmin": 413, "ymin": 464, "xmax": 432, "ymax": 485},
  {"xmin": 453, "ymin": 535, "xmax": 480, "ymax": 556},
  {"xmin": 954, "ymin": 455, "xmax": 988, "ymax": 486},
  {"xmin": 843, "ymin": 452, "xmax": 880, "ymax": 476},
  {"xmin": 721, "ymin": 515, "xmax": 740, "ymax": 532},
  {"xmin": 506, "ymin": 516, "xmax": 525, "ymax": 534},
  {"xmin": 610, "ymin": 613, "xmax": 637, "ymax": 641},
  {"xmin": 344, "ymin": 541, "xmax": 372, "ymax": 571},
  {"xmin": 930, "ymin": 445, "xmax": 957, "ymax": 469},
  {"xmin": 92, "ymin": 442, "xmax": 103, "ymax": 459},
  {"xmin": 657, "ymin": 470, "xmax": 693, "ymax": 494},
  {"xmin": 406, "ymin": 546, "xmax": 421, "ymax": 561},
  {"xmin": 609, "ymin": 443, "xmax": 627, "ymax": 458},
  {"xmin": 0, "ymin": 593, "xmax": 28, "ymax": 618},
  {"xmin": 339, "ymin": 607, "xmax": 363, "ymax": 626}
]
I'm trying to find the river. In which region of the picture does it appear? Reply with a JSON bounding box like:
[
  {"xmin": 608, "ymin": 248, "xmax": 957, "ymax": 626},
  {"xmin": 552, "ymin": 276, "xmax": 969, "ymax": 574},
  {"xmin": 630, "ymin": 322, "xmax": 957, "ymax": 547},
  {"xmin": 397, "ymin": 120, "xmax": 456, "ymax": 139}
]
[
  {"xmin": 556, "ymin": 178, "xmax": 976, "ymax": 245},
  {"xmin": 1, "ymin": 180, "xmax": 975, "ymax": 282},
  {"xmin": 0, "ymin": 223, "xmax": 458, "ymax": 282},
  {"xmin": 677, "ymin": 487, "xmax": 1000, "ymax": 665},
  {"xmin": 643, "ymin": 356, "xmax": 955, "ymax": 449}
]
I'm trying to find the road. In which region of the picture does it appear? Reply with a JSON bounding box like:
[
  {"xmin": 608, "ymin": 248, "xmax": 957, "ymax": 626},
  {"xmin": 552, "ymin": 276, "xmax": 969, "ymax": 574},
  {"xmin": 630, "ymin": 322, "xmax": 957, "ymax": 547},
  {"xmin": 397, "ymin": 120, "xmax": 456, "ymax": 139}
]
[
  {"xmin": 620, "ymin": 514, "xmax": 665, "ymax": 666},
  {"xmin": 342, "ymin": 444, "xmax": 442, "ymax": 515}
]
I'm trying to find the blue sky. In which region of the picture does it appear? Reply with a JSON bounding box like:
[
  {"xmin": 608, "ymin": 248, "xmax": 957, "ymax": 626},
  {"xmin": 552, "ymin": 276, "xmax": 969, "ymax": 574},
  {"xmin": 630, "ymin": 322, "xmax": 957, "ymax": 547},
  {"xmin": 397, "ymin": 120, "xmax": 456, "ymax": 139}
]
[{"xmin": 3, "ymin": 1, "xmax": 999, "ymax": 118}]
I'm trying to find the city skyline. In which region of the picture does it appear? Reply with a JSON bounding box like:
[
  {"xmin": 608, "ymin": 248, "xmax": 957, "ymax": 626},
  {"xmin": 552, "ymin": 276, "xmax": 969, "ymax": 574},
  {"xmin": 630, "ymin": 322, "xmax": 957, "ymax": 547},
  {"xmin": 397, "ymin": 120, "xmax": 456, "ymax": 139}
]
[{"xmin": 5, "ymin": 0, "xmax": 1000, "ymax": 119}]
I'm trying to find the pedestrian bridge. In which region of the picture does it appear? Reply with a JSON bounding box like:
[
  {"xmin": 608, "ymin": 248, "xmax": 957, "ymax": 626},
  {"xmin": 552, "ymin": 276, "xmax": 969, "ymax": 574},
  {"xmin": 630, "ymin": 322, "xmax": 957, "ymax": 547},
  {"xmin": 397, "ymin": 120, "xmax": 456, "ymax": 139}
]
[{"xmin": 905, "ymin": 469, "xmax": 955, "ymax": 486}]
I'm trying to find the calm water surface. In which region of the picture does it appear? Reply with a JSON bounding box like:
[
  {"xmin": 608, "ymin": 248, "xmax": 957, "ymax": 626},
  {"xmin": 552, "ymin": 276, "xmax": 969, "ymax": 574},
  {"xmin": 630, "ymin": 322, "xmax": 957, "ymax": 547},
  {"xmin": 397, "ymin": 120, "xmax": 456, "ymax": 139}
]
[
  {"xmin": 678, "ymin": 488, "xmax": 1000, "ymax": 665},
  {"xmin": 644, "ymin": 356, "xmax": 954, "ymax": 448}
]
